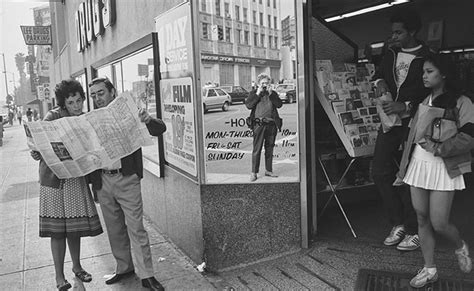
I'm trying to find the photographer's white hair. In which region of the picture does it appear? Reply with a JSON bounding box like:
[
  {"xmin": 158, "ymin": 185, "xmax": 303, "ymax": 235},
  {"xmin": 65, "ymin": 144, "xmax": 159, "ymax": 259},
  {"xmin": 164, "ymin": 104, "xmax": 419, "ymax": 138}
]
[{"xmin": 257, "ymin": 73, "xmax": 271, "ymax": 84}]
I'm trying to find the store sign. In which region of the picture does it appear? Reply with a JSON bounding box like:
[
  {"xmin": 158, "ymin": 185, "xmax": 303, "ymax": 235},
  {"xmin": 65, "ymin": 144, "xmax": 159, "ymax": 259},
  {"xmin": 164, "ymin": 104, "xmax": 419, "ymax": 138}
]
[
  {"xmin": 201, "ymin": 53, "xmax": 280, "ymax": 67},
  {"xmin": 76, "ymin": 0, "xmax": 116, "ymax": 52},
  {"xmin": 20, "ymin": 26, "xmax": 52, "ymax": 45},
  {"xmin": 37, "ymin": 85, "xmax": 45, "ymax": 101},
  {"xmin": 156, "ymin": 2, "xmax": 198, "ymax": 177},
  {"xmin": 43, "ymin": 83, "xmax": 50, "ymax": 100}
]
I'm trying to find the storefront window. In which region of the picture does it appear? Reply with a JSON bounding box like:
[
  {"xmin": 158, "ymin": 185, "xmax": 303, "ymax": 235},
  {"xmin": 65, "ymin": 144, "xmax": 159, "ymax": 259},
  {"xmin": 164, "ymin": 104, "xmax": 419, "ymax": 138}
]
[
  {"xmin": 95, "ymin": 48, "xmax": 160, "ymax": 165},
  {"xmin": 118, "ymin": 48, "xmax": 159, "ymax": 164},
  {"xmin": 199, "ymin": 0, "xmax": 299, "ymax": 184}
]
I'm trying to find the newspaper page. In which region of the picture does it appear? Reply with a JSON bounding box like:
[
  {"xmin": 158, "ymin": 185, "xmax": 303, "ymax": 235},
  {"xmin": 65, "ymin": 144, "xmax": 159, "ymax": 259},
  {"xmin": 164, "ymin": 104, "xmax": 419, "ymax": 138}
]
[{"xmin": 25, "ymin": 92, "xmax": 153, "ymax": 179}]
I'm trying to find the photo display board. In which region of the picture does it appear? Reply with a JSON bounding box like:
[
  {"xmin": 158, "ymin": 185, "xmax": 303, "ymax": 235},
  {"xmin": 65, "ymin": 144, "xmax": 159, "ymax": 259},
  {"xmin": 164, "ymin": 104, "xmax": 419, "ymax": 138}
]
[{"xmin": 314, "ymin": 59, "xmax": 380, "ymax": 157}]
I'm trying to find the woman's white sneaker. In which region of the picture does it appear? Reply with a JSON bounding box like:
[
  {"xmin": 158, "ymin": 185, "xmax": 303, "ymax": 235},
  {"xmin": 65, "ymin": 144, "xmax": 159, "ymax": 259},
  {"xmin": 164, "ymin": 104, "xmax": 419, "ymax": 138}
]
[
  {"xmin": 409, "ymin": 267, "xmax": 438, "ymax": 288},
  {"xmin": 383, "ymin": 225, "xmax": 405, "ymax": 246},
  {"xmin": 455, "ymin": 240, "xmax": 472, "ymax": 273}
]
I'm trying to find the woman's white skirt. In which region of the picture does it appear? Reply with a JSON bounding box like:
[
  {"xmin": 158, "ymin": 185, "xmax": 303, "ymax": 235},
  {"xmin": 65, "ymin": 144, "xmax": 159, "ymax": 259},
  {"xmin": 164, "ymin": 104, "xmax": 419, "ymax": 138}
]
[{"xmin": 403, "ymin": 144, "xmax": 465, "ymax": 191}]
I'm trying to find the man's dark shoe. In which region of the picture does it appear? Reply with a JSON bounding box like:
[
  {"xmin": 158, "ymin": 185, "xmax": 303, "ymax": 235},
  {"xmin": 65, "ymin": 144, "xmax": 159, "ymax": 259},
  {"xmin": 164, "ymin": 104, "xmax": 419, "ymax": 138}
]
[
  {"xmin": 104, "ymin": 270, "xmax": 135, "ymax": 285},
  {"xmin": 142, "ymin": 277, "xmax": 165, "ymax": 291}
]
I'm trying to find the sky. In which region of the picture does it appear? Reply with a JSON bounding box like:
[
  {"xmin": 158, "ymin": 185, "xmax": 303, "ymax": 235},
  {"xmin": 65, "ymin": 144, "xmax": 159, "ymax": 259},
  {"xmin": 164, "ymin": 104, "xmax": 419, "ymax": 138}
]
[{"xmin": 0, "ymin": 0, "xmax": 49, "ymax": 98}]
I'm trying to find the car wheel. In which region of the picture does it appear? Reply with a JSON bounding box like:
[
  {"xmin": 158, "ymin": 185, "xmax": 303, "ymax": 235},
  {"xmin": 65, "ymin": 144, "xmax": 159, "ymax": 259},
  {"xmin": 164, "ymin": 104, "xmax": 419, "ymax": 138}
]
[
  {"xmin": 203, "ymin": 104, "xmax": 208, "ymax": 113},
  {"xmin": 222, "ymin": 102, "xmax": 229, "ymax": 111}
]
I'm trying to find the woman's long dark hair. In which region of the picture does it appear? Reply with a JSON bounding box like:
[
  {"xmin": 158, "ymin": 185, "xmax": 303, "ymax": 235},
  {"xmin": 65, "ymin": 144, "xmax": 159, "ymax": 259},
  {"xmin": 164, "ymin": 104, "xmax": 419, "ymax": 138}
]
[{"xmin": 425, "ymin": 54, "xmax": 461, "ymax": 109}]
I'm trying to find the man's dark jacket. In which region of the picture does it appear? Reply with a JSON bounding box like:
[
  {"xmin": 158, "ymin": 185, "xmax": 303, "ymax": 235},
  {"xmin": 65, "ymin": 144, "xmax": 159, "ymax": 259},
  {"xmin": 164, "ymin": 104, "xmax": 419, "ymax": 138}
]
[
  {"xmin": 373, "ymin": 43, "xmax": 433, "ymax": 116},
  {"xmin": 88, "ymin": 118, "xmax": 166, "ymax": 190}
]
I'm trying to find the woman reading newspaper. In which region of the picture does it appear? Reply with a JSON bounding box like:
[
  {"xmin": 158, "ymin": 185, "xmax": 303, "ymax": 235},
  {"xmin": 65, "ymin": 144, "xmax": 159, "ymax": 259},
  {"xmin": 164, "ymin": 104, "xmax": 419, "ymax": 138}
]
[
  {"xmin": 30, "ymin": 80, "xmax": 102, "ymax": 290},
  {"xmin": 395, "ymin": 55, "xmax": 474, "ymax": 288}
]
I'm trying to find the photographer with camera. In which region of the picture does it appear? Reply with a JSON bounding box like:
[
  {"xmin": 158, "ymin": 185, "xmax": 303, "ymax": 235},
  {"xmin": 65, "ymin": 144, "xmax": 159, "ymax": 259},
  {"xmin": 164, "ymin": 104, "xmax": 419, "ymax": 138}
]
[{"xmin": 245, "ymin": 73, "xmax": 282, "ymax": 182}]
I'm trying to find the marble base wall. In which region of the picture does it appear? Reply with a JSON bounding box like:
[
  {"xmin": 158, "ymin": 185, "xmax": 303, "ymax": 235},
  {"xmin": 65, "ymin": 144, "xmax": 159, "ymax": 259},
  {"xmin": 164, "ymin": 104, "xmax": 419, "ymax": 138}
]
[{"xmin": 201, "ymin": 183, "xmax": 301, "ymax": 270}]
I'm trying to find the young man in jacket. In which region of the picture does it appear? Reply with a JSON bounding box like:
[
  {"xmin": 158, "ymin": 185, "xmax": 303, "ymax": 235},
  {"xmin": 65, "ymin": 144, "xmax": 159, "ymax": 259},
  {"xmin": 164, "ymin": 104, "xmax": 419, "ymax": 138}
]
[
  {"xmin": 372, "ymin": 8, "xmax": 432, "ymax": 251},
  {"xmin": 88, "ymin": 77, "xmax": 166, "ymax": 291},
  {"xmin": 245, "ymin": 73, "xmax": 282, "ymax": 182}
]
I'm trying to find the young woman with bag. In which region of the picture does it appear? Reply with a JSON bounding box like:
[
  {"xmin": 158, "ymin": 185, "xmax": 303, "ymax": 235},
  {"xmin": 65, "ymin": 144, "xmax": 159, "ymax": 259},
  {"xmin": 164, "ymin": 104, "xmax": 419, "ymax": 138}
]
[{"xmin": 395, "ymin": 55, "xmax": 474, "ymax": 288}]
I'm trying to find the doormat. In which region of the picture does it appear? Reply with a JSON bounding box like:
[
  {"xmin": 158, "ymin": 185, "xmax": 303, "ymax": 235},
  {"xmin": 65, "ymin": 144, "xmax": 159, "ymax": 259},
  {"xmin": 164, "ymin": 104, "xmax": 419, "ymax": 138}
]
[{"xmin": 355, "ymin": 268, "xmax": 474, "ymax": 290}]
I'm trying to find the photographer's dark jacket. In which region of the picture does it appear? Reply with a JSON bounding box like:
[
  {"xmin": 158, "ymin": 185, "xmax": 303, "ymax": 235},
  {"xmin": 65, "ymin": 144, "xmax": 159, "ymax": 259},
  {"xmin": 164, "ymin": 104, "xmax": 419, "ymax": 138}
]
[{"xmin": 245, "ymin": 89, "xmax": 283, "ymax": 130}]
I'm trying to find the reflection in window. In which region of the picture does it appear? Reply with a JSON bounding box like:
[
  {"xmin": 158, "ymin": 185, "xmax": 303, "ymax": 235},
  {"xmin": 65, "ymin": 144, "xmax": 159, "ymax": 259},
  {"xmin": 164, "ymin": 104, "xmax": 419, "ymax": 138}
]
[
  {"xmin": 202, "ymin": 23, "xmax": 209, "ymax": 39},
  {"xmin": 252, "ymin": 10, "xmax": 256, "ymax": 23},
  {"xmin": 215, "ymin": 0, "xmax": 221, "ymax": 16},
  {"xmin": 243, "ymin": 8, "xmax": 248, "ymax": 22},
  {"xmin": 117, "ymin": 48, "xmax": 159, "ymax": 164},
  {"xmin": 201, "ymin": 0, "xmax": 206, "ymax": 12},
  {"xmin": 224, "ymin": 2, "xmax": 229, "ymax": 17},
  {"xmin": 254, "ymin": 33, "xmax": 258, "ymax": 46},
  {"xmin": 236, "ymin": 29, "xmax": 241, "ymax": 44},
  {"xmin": 275, "ymin": 36, "xmax": 278, "ymax": 49},
  {"xmin": 269, "ymin": 35, "xmax": 273, "ymax": 49},
  {"xmin": 235, "ymin": 5, "xmax": 239, "ymax": 20},
  {"xmin": 259, "ymin": 12, "xmax": 263, "ymax": 25},
  {"xmin": 225, "ymin": 27, "xmax": 231, "ymax": 42},
  {"xmin": 244, "ymin": 30, "xmax": 249, "ymax": 45},
  {"xmin": 268, "ymin": 15, "xmax": 271, "ymax": 28},
  {"xmin": 261, "ymin": 34, "xmax": 265, "ymax": 48},
  {"xmin": 274, "ymin": 16, "xmax": 277, "ymax": 29}
]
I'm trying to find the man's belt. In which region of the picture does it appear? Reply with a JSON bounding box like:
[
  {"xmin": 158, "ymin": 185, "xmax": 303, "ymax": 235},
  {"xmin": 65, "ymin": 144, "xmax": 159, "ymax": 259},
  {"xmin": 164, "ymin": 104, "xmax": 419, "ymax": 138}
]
[
  {"xmin": 102, "ymin": 168, "xmax": 122, "ymax": 175},
  {"xmin": 254, "ymin": 117, "xmax": 275, "ymax": 126}
]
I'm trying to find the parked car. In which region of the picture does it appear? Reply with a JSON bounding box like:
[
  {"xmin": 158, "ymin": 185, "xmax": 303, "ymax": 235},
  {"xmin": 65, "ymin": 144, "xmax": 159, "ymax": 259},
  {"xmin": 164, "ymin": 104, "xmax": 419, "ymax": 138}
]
[
  {"xmin": 202, "ymin": 87, "xmax": 231, "ymax": 113},
  {"xmin": 220, "ymin": 85, "xmax": 249, "ymax": 104},
  {"xmin": 285, "ymin": 89, "xmax": 296, "ymax": 103},
  {"xmin": 274, "ymin": 83, "xmax": 296, "ymax": 103}
]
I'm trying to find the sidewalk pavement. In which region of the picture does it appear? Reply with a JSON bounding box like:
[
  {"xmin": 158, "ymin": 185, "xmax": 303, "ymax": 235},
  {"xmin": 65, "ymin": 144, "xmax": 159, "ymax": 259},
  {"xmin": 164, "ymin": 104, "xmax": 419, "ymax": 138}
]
[{"xmin": 0, "ymin": 123, "xmax": 217, "ymax": 290}]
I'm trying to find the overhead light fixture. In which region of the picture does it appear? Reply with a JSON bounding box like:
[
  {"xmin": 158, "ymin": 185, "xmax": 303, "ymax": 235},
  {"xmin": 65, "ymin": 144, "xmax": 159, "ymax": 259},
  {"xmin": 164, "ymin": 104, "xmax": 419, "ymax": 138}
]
[
  {"xmin": 439, "ymin": 47, "xmax": 474, "ymax": 54},
  {"xmin": 370, "ymin": 42, "xmax": 384, "ymax": 49},
  {"xmin": 325, "ymin": 0, "xmax": 410, "ymax": 22}
]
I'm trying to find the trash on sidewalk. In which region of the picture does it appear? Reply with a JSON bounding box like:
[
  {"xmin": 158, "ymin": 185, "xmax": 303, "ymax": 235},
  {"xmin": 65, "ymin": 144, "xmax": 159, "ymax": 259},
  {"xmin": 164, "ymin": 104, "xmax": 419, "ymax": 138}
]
[{"xmin": 196, "ymin": 262, "xmax": 207, "ymax": 273}]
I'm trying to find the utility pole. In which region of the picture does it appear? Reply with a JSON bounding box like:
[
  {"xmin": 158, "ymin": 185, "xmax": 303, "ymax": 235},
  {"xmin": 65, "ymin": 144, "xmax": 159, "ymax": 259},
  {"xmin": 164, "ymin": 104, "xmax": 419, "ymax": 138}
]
[{"xmin": 1, "ymin": 53, "xmax": 8, "ymax": 96}]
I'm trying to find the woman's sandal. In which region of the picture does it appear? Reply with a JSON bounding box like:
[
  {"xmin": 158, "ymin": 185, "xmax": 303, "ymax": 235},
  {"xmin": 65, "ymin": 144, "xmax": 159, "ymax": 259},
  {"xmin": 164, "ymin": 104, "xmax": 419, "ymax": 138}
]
[
  {"xmin": 73, "ymin": 269, "xmax": 92, "ymax": 282},
  {"xmin": 56, "ymin": 280, "xmax": 72, "ymax": 290}
]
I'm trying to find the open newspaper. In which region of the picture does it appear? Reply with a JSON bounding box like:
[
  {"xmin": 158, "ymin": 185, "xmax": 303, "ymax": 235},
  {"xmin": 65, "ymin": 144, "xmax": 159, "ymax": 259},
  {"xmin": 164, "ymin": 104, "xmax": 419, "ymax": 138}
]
[{"xmin": 24, "ymin": 92, "xmax": 153, "ymax": 179}]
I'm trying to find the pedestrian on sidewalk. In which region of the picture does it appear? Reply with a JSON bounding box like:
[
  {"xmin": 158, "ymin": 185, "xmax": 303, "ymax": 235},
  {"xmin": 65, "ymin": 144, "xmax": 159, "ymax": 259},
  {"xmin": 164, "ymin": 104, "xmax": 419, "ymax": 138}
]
[
  {"xmin": 30, "ymin": 79, "xmax": 103, "ymax": 291},
  {"xmin": 26, "ymin": 107, "xmax": 33, "ymax": 122},
  {"xmin": 87, "ymin": 77, "xmax": 167, "ymax": 291},
  {"xmin": 17, "ymin": 109, "xmax": 23, "ymax": 125},
  {"xmin": 396, "ymin": 55, "xmax": 474, "ymax": 288},
  {"xmin": 371, "ymin": 8, "xmax": 432, "ymax": 251}
]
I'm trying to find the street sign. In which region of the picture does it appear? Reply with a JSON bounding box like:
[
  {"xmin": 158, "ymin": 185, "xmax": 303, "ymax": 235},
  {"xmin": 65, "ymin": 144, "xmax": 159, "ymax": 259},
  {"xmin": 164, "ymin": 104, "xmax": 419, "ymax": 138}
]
[
  {"xmin": 37, "ymin": 85, "xmax": 45, "ymax": 101},
  {"xmin": 20, "ymin": 26, "xmax": 52, "ymax": 45}
]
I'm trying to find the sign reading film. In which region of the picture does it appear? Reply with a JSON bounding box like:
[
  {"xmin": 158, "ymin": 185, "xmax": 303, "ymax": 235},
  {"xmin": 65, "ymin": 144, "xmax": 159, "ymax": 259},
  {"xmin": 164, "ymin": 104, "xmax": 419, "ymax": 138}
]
[{"xmin": 20, "ymin": 26, "xmax": 52, "ymax": 45}]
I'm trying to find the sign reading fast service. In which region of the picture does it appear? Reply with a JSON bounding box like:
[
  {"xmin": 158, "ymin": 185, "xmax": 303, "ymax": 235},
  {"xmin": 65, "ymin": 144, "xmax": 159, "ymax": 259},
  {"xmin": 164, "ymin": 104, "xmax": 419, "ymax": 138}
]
[
  {"xmin": 156, "ymin": 2, "xmax": 198, "ymax": 177},
  {"xmin": 75, "ymin": 0, "xmax": 116, "ymax": 52}
]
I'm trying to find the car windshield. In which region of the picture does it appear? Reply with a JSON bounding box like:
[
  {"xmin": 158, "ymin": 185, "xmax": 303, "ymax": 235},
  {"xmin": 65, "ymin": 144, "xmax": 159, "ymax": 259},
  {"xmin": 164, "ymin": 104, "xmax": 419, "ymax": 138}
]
[
  {"xmin": 215, "ymin": 89, "xmax": 227, "ymax": 95},
  {"xmin": 275, "ymin": 84, "xmax": 293, "ymax": 92}
]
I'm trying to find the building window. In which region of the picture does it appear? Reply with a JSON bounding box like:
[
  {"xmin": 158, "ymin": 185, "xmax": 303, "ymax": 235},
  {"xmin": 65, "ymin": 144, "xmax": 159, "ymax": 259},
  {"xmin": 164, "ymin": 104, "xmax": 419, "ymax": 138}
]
[
  {"xmin": 259, "ymin": 0, "xmax": 262, "ymax": 4},
  {"xmin": 275, "ymin": 36, "xmax": 278, "ymax": 49},
  {"xmin": 252, "ymin": 10, "xmax": 256, "ymax": 24},
  {"xmin": 244, "ymin": 30, "xmax": 249, "ymax": 44},
  {"xmin": 273, "ymin": 0, "xmax": 276, "ymax": 8},
  {"xmin": 215, "ymin": 0, "xmax": 221, "ymax": 16},
  {"xmin": 259, "ymin": 12, "xmax": 263, "ymax": 25},
  {"xmin": 235, "ymin": 5, "xmax": 240, "ymax": 20},
  {"xmin": 267, "ymin": 0, "xmax": 270, "ymax": 6},
  {"xmin": 268, "ymin": 15, "xmax": 271, "ymax": 28},
  {"xmin": 201, "ymin": 0, "xmax": 206, "ymax": 12},
  {"xmin": 261, "ymin": 34, "xmax": 265, "ymax": 48},
  {"xmin": 224, "ymin": 2, "xmax": 230, "ymax": 18},
  {"xmin": 243, "ymin": 8, "xmax": 248, "ymax": 22},
  {"xmin": 217, "ymin": 25, "xmax": 224, "ymax": 40},
  {"xmin": 225, "ymin": 27, "xmax": 231, "ymax": 42},
  {"xmin": 236, "ymin": 29, "xmax": 241, "ymax": 44},
  {"xmin": 269, "ymin": 35, "xmax": 273, "ymax": 48},
  {"xmin": 254, "ymin": 33, "xmax": 258, "ymax": 46},
  {"xmin": 202, "ymin": 23, "xmax": 209, "ymax": 39},
  {"xmin": 274, "ymin": 16, "xmax": 277, "ymax": 29}
]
